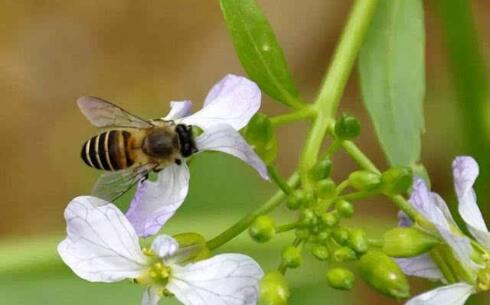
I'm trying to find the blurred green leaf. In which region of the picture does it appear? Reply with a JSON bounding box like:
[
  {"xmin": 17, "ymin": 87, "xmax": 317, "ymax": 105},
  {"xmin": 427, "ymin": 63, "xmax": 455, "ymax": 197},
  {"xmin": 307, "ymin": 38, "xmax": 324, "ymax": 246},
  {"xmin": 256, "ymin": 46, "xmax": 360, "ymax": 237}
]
[
  {"xmin": 359, "ymin": 0, "xmax": 425, "ymax": 166},
  {"xmin": 432, "ymin": 1, "xmax": 490, "ymax": 204},
  {"xmin": 220, "ymin": 0, "xmax": 302, "ymax": 108}
]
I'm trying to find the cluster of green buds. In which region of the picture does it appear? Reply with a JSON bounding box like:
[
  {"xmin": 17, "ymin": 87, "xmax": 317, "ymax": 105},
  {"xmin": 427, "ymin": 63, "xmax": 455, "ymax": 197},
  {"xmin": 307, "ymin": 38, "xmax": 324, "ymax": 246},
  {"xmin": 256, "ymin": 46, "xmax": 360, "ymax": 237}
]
[{"xmin": 245, "ymin": 113, "xmax": 442, "ymax": 304}]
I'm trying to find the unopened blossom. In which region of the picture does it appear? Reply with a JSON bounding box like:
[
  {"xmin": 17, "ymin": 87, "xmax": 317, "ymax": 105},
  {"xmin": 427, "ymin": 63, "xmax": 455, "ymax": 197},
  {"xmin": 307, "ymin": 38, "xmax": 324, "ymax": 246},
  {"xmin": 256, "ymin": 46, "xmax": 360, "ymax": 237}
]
[
  {"xmin": 397, "ymin": 156, "xmax": 490, "ymax": 305},
  {"xmin": 125, "ymin": 74, "xmax": 270, "ymax": 237},
  {"xmin": 58, "ymin": 196, "xmax": 264, "ymax": 305}
]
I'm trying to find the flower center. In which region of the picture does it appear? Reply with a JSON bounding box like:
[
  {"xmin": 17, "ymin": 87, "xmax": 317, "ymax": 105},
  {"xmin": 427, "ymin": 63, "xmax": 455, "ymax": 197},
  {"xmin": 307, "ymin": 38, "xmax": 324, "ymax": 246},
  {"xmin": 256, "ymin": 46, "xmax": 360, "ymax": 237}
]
[{"xmin": 148, "ymin": 262, "xmax": 171, "ymax": 285}]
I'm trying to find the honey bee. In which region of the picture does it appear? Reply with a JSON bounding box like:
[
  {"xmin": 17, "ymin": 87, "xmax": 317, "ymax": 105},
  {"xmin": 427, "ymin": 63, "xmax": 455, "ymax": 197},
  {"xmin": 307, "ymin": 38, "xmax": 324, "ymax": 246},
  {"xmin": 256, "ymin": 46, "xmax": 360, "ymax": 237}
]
[{"xmin": 78, "ymin": 96, "xmax": 198, "ymax": 201}]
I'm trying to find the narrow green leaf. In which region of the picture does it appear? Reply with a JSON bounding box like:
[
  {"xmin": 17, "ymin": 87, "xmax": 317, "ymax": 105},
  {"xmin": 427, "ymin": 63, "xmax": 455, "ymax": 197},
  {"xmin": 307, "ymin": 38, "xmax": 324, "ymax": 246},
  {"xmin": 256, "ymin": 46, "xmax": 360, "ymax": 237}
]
[
  {"xmin": 359, "ymin": 0, "xmax": 425, "ymax": 166},
  {"xmin": 220, "ymin": 0, "xmax": 302, "ymax": 108}
]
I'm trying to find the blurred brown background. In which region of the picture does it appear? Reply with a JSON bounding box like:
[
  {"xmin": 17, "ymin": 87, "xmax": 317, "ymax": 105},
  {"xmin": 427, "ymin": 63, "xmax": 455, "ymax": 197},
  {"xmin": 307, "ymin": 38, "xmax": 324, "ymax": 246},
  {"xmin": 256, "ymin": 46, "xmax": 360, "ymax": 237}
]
[{"xmin": 0, "ymin": 1, "xmax": 489, "ymax": 304}]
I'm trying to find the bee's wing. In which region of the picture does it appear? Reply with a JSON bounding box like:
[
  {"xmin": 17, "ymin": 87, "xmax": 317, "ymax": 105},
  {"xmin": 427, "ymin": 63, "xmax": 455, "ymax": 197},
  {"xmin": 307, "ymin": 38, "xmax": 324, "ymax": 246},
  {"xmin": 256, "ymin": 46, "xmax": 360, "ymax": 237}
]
[
  {"xmin": 77, "ymin": 96, "xmax": 153, "ymax": 128},
  {"xmin": 91, "ymin": 164, "xmax": 156, "ymax": 202}
]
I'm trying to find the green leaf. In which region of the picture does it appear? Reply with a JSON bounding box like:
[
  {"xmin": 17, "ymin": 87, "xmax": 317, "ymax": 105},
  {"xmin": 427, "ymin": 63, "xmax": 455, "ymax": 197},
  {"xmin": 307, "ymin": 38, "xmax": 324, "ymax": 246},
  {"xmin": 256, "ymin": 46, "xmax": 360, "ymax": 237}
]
[
  {"xmin": 359, "ymin": 0, "xmax": 425, "ymax": 166},
  {"xmin": 220, "ymin": 0, "xmax": 302, "ymax": 108}
]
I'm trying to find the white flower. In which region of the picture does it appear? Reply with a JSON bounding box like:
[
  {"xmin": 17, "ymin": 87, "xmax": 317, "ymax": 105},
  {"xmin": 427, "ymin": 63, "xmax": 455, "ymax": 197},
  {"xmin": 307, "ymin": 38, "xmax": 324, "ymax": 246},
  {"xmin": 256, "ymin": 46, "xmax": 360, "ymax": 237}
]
[
  {"xmin": 399, "ymin": 156, "xmax": 490, "ymax": 305},
  {"xmin": 126, "ymin": 74, "xmax": 270, "ymax": 237},
  {"xmin": 58, "ymin": 196, "xmax": 264, "ymax": 305}
]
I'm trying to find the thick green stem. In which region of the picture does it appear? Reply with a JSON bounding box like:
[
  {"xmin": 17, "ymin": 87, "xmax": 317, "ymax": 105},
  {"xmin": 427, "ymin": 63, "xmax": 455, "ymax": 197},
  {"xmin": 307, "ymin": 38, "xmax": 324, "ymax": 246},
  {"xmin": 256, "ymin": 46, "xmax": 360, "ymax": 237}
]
[
  {"xmin": 299, "ymin": 0, "xmax": 379, "ymax": 186},
  {"xmin": 207, "ymin": 173, "xmax": 300, "ymax": 250},
  {"xmin": 267, "ymin": 165, "xmax": 293, "ymax": 195}
]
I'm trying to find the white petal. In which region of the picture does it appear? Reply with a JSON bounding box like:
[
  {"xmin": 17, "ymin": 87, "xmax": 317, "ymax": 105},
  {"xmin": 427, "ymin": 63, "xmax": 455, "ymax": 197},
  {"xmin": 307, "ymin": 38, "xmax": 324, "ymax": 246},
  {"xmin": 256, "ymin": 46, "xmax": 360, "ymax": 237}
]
[
  {"xmin": 141, "ymin": 287, "xmax": 161, "ymax": 305},
  {"xmin": 164, "ymin": 101, "xmax": 193, "ymax": 121},
  {"xmin": 57, "ymin": 196, "xmax": 148, "ymax": 283},
  {"xmin": 151, "ymin": 235, "xmax": 179, "ymax": 259},
  {"xmin": 195, "ymin": 124, "xmax": 269, "ymax": 180},
  {"xmin": 409, "ymin": 179, "xmax": 451, "ymax": 229},
  {"xmin": 453, "ymin": 156, "xmax": 490, "ymax": 249},
  {"xmin": 437, "ymin": 228, "xmax": 480, "ymax": 271},
  {"xmin": 405, "ymin": 283, "xmax": 474, "ymax": 305},
  {"xmin": 396, "ymin": 254, "xmax": 444, "ymax": 280},
  {"xmin": 182, "ymin": 75, "xmax": 261, "ymax": 130},
  {"xmin": 126, "ymin": 163, "xmax": 190, "ymax": 238},
  {"xmin": 167, "ymin": 254, "xmax": 264, "ymax": 305}
]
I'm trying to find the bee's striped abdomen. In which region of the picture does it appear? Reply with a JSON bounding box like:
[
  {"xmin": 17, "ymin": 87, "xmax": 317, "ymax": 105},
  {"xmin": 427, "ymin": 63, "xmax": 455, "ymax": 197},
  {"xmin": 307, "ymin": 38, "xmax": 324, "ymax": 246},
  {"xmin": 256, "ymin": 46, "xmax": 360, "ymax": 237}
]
[{"xmin": 81, "ymin": 130, "xmax": 134, "ymax": 171}]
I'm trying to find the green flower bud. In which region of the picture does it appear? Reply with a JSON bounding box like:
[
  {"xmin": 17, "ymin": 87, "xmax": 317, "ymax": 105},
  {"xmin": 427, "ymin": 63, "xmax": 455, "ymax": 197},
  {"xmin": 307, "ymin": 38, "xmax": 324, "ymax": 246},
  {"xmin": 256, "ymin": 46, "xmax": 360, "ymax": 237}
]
[
  {"xmin": 332, "ymin": 227, "xmax": 350, "ymax": 245},
  {"xmin": 358, "ymin": 250, "xmax": 410, "ymax": 299},
  {"xmin": 172, "ymin": 232, "xmax": 210, "ymax": 262},
  {"xmin": 310, "ymin": 158, "xmax": 332, "ymax": 181},
  {"xmin": 334, "ymin": 246, "xmax": 358, "ymax": 262},
  {"xmin": 381, "ymin": 167, "xmax": 413, "ymax": 195},
  {"xmin": 335, "ymin": 200, "xmax": 354, "ymax": 218},
  {"xmin": 282, "ymin": 246, "xmax": 303, "ymax": 268},
  {"xmin": 348, "ymin": 171, "xmax": 381, "ymax": 191},
  {"xmin": 244, "ymin": 113, "xmax": 277, "ymax": 164},
  {"xmin": 260, "ymin": 271, "xmax": 290, "ymax": 305},
  {"xmin": 311, "ymin": 244, "xmax": 330, "ymax": 261},
  {"xmin": 316, "ymin": 231, "xmax": 330, "ymax": 242},
  {"xmin": 299, "ymin": 209, "xmax": 316, "ymax": 227},
  {"xmin": 249, "ymin": 215, "xmax": 276, "ymax": 243},
  {"xmin": 334, "ymin": 113, "xmax": 361, "ymax": 140},
  {"xmin": 348, "ymin": 228, "xmax": 368, "ymax": 254},
  {"xmin": 382, "ymin": 227, "xmax": 438, "ymax": 258},
  {"xmin": 287, "ymin": 190, "xmax": 308, "ymax": 210},
  {"xmin": 326, "ymin": 268, "xmax": 355, "ymax": 290},
  {"xmin": 320, "ymin": 212, "xmax": 339, "ymax": 227},
  {"xmin": 316, "ymin": 179, "xmax": 337, "ymax": 199}
]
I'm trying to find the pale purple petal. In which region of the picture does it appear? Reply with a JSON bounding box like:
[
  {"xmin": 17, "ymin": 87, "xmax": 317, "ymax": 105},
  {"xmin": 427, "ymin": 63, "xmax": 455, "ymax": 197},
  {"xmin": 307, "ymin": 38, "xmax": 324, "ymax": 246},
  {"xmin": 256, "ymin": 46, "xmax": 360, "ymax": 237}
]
[
  {"xmin": 141, "ymin": 287, "xmax": 161, "ymax": 305},
  {"xmin": 405, "ymin": 283, "xmax": 474, "ymax": 305},
  {"xmin": 396, "ymin": 254, "xmax": 444, "ymax": 280},
  {"xmin": 58, "ymin": 196, "xmax": 148, "ymax": 283},
  {"xmin": 164, "ymin": 101, "xmax": 193, "ymax": 121},
  {"xmin": 409, "ymin": 179, "xmax": 451, "ymax": 229},
  {"xmin": 195, "ymin": 124, "xmax": 269, "ymax": 180},
  {"xmin": 167, "ymin": 254, "xmax": 264, "ymax": 305},
  {"xmin": 181, "ymin": 75, "xmax": 261, "ymax": 130},
  {"xmin": 126, "ymin": 163, "xmax": 190, "ymax": 238},
  {"xmin": 151, "ymin": 235, "xmax": 179, "ymax": 259},
  {"xmin": 453, "ymin": 156, "xmax": 490, "ymax": 250}
]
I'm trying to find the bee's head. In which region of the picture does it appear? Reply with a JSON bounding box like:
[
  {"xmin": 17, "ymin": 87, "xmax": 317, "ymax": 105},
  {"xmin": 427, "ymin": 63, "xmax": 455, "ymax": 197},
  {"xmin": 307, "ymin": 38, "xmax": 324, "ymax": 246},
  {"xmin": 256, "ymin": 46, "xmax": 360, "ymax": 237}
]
[
  {"xmin": 143, "ymin": 129, "xmax": 179, "ymax": 158},
  {"xmin": 175, "ymin": 124, "xmax": 198, "ymax": 158}
]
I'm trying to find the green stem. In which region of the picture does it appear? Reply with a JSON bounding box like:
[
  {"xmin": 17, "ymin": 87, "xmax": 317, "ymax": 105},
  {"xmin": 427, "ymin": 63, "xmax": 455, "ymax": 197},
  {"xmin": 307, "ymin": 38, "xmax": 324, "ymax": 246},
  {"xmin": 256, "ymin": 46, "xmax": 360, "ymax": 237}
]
[
  {"xmin": 207, "ymin": 173, "xmax": 300, "ymax": 250},
  {"xmin": 338, "ymin": 190, "xmax": 378, "ymax": 202},
  {"xmin": 270, "ymin": 106, "xmax": 316, "ymax": 126},
  {"xmin": 299, "ymin": 0, "xmax": 379, "ymax": 186},
  {"xmin": 267, "ymin": 165, "xmax": 293, "ymax": 195},
  {"xmin": 276, "ymin": 223, "xmax": 298, "ymax": 233},
  {"xmin": 341, "ymin": 140, "xmax": 380, "ymax": 174}
]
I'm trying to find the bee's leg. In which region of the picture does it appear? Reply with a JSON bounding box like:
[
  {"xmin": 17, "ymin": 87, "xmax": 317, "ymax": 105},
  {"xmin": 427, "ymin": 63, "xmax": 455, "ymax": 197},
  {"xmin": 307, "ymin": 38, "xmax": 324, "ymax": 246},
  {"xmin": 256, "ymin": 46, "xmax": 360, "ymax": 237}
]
[
  {"xmin": 153, "ymin": 169, "xmax": 162, "ymax": 173},
  {"xmin": 142, "ymin": 173, "xmax": 150, "ymax": 181},
  {"xmin": 175, "ymin": 158, "xmax": 182, "ymax": 165}
]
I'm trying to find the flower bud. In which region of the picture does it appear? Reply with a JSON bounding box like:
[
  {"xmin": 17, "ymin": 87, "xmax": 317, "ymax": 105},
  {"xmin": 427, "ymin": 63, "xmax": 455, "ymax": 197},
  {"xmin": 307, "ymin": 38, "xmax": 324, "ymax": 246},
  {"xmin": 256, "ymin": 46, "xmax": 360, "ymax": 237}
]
[
  {"xmin": 335, "ymin": 200, "xmax": 354, "ymax": 218},
  {"xmin": 320, "ymin": 212, "xmax": 338, "ymax": 227},
  {"xmin": 311, "ymin": 244, "xmax": 330, "ymax": 261},
  {"xmin": 288, "ymin": 190, "xmax": 308, "ymax": 210},
  {"xmin": 358, "ymin": 250, "xmax": 410, "ymax": 299},
  {"xmin": 333, "ymin": 246, "xmax": 357, "ymax": 262},
  {"xmin": 326, "ymin": 268, "xmax": 355, "ymax": 290},
  {"xmin": 332, "ymin": 227, "xmax": 350, "ymax": 245},
  {"xmin": 316, "ymin": 179, "xmax": 337, "ymax": 199},
  {"xmin": 282, "ymin": 246, "xmax": 303, "ymax": 268},
  {"xmin": 348, "ymin": 171, "xmax": 381, "ymax": 191},
  {"xmin": 299, "ymin": 209, "xmax": 316, "ymax": 228},
  {"xmin": 382, "ymin": 227, "xmax": 438, "ymax": 258},
  {"xmin": 249, "ymin": 215, "xmax": 276, "ymax": 243},
  {"xmin": 244, "ymin": 113, "xmax": 277, "ymax": 164},
  {"xmin": 309, "ymin": 158, "xmax": 332, "ymax": 181},
  {"xmin": 316, "ymin": 231, "xmax": 330, "ymax": 242},
  {"xmin": 172, "ymin": 232, "xmax": 210, "ymax": 262},
  {"xmin": 260, "ymin": 271, "xmax": 290, "ymax": 305},
  {"xmin": 334, "ymin": 113, "xmax": 361, "ymax": 140},
  {"xmin": 381, "ymin": 167, "xmax": 413, "ymax": 195},
  {"xmin": 348, "ymin": 228, "xmax": 368, "ymax": 254}
]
